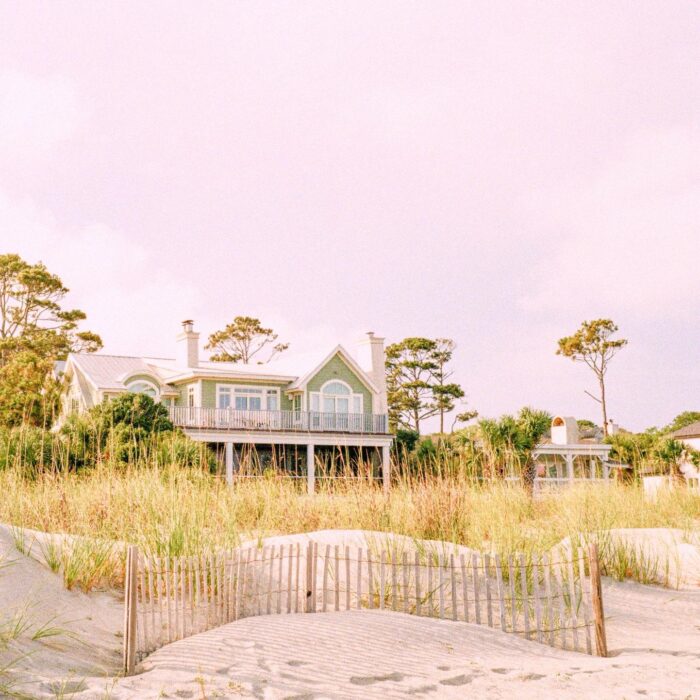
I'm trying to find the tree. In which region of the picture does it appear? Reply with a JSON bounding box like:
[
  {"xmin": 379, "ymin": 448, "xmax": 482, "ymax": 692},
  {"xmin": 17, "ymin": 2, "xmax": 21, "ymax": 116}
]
[
  {"xmin": 385, "ymin": 337, "xmax": 464, "ymax": 435},
  {"xmin": 431, "ymin": 338, "xmax": 465, "ymax": 433},
  {"xmin": 556, "ymin": 319, "xmax": 627, "ymax": 436},
  {"xmin": 0, "ymin": 254, "xmax": 102, "ymax": 426},
  {"xmin": 664, "ymin": 411, "xmax": 700, "ymax": 434},
  {"xmin": 451, "ymin": 408, "xmax": 478, "ymax": 433},
  {"xmin": 653, "ymin": 437, "xmax": 686, "ymax": 482},
  {"xmin": 94, "ymin": 392, "xmax": 174, "ymax": 434},
  {"xmin": 205, "ymin": 316, "xmax": 289, "ymax": 364},
  {"xmin": 478, "ymin": 407, "xmax": 551, "ymax": 491}
]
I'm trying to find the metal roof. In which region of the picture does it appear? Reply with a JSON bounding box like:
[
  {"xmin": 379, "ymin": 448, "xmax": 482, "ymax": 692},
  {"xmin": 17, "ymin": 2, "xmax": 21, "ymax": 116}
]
[{"xmin": 672, "ymin": 421, "xmax": 700, "ymax": 439}]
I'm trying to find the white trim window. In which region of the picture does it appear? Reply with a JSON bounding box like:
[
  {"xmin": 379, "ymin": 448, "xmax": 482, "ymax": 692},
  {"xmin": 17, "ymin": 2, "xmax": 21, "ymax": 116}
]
[
  {"xmin": 217, "ymin": 384, "xmax": 280, "ymax": 411},
  {"xmin": 310, "ymin": 380, "xmax": 363, "ymax": 414},
  {"xmin": 126, "ymin": 379, "xmax": 159, "ymax": 400}
]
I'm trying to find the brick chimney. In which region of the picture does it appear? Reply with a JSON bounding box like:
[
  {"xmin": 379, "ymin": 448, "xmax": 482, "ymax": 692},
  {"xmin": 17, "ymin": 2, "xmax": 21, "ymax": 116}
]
[
  {"xmin": 357, "ymin": 332, "xmax": 387, "ymax": 414},
  {"xmin": 176, "ymin": 320, "xmax": 199, "ymax": 368}
]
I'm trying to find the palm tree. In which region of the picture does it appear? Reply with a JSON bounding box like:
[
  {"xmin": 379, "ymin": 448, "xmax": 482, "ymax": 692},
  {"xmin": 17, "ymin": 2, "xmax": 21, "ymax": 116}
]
[
  {"xmin": 478, "ymin": 407, "xmax": 551, "ymax": 491},
  {"xmin": 516, "ymin": 407, "xmax": 552, "ymax": 492},
  {"xmin": 653, "ymin": 437, "xmax": 686, "ymax": 483}
]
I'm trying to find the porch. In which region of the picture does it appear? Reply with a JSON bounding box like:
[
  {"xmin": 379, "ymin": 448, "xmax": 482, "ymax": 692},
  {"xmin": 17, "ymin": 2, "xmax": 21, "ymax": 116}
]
[{"xmin": 169, "ymin": 407, "xmax": 388, "ymax": 434}]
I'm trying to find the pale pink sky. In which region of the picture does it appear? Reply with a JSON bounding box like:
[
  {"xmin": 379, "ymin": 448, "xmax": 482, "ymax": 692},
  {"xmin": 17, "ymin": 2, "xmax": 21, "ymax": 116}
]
[{"xmin": 1, "ymin": 1, "xmax": 698, "ymax": 431}]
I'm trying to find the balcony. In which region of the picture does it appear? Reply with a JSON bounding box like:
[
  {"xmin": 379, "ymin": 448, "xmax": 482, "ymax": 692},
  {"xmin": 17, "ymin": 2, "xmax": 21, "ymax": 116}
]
[{"xmin": 169, "ymin": 407, "xmax": 389, "ymax": 434}]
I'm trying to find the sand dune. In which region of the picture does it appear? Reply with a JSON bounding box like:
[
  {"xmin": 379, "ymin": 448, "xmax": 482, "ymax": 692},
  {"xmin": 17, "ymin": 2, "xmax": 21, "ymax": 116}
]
[
  {"xmin": 1, "ymin": 526, "xmax": 699, "ymax": 699},
  {"xmin": 113, "ymin": 580, "xmax": 700, "ymax": 700}
]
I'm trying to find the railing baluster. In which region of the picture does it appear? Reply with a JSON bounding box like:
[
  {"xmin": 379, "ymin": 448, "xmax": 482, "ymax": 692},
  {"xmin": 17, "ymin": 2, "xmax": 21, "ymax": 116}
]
[{"xmin": 168, "ymin": 406, "xmax": 388, "ymax": 435}]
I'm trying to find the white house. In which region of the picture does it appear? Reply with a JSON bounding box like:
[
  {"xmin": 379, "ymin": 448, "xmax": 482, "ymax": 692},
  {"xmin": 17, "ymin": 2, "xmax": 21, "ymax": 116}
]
[{"xmin": 534, "ymin": 416, "xmax": 612, "ymax": 483}]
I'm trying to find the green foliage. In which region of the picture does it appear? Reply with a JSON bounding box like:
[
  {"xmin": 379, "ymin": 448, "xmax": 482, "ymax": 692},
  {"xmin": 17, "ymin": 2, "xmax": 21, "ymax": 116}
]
[
  {"xmin": 576, "ymin": 419, "xmax": 598, "ymax": 432},
  {"xmin": 205, "ymin": 316, "xmax": 289, "ymax": 364},
  {"xmin": 0, "ymin": 394, "xmax": 213, "ymax": 473},
  {"xmin": 556, "ymin": 318, "xmax": 627, "ymax": 434},
  {"xmin": 478, "ymin": 407, "xmax": 551, "ymax": 489},
  {"xmin": 0, "ymin": 424, "xmax": 61, "ymax": 474},
  {"xmin": 663, "ymin": 411, "xmax": 700, "ymax": 434},
  {"xmin": 0, "ymin": 253, "xmax": 102, "ymax": 427},
  {"xmin": 415, "ymin": 437, "xmax": 437, "ymax": 461},
  {"xmin": 94, "ymin": 392, "xmax": 173, "ymax": 433},
  {"xmin": 605, "ymin": 430, "xmax": 697, "ymax": 480},
  {"xmin": 653, "ymin": 437, "xmax": 687, "ymax": 481},
  {"xmin": 385, "ymin": 336, "xmax": 466, "ymax": 434},
  {"xmin": 393, "ymin": 428, "xmax": 419, "ymax": 454}
]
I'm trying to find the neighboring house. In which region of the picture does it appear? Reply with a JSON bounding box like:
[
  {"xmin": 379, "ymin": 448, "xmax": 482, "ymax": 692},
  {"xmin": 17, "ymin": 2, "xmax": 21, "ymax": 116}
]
[
  {"xmin": 57, "ymin": 321, "xmax": 393, "ymax": 491},
  {"xmin": 672, "ymin": 421, "xmax": 700, "ymax": 480},
  {"xmin": 534, "ymin": 416, "xmax": 613, "ymax": 483}
]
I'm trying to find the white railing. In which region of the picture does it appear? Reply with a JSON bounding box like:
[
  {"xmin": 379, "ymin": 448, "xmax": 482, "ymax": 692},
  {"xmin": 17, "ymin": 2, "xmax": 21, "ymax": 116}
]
[{"xmin": 169, "ymin": 407, "xmax": 388, "ymax": 434}]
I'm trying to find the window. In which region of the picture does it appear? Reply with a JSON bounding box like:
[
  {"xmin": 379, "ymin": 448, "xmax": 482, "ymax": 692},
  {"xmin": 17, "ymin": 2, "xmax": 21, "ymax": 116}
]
[
  {"xmin": 218, "ymin": 386, "xmax": 231, "ymax": 409},
  {"xmin": 310, "ymin": 380, "xmax": 363, "ymax": 414},
  {"xmin": 188, "ymin": 386, "xmax": 195, "ymax": 407},
  {"xmin": 266, "ymin": 389, "xmax": 279, "ymax": 411},
  {"xmin": 235, "ymin": 387, "xmax": 262, "ymax": 410},
  {"xmin": 126, "ymin": 380, "xmax": 159, "ymax": 399},
  {"xmin": 216, "ymin": 384, "xmax": 280, "ymax": 411}
]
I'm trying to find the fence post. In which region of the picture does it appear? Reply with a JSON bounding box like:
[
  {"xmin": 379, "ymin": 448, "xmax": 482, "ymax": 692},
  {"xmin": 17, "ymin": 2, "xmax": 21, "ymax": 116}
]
[
  {"xmin": 123, "ymin": 544, "xmax": 139, "ymax": 675},
  {"xmin": 588, "ymin": 543, "xmax": 608, "ymax": 657},
  {"xmin": 305, "ymin": 540, "xmax": 314, "ymax": 612}
]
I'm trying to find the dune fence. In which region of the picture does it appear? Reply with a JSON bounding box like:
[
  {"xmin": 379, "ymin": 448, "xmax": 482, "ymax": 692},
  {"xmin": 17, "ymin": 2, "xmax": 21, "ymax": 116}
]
[{"xmin": 123, "ymin": 540, "xmax": 607, "ymax": 674}]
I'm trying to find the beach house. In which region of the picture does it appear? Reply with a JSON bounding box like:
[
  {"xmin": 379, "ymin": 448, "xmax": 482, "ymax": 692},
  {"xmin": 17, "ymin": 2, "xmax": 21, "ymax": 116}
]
[{"xmin": 57, "ymin": 321, "xmax": 393, "ymax": 491}]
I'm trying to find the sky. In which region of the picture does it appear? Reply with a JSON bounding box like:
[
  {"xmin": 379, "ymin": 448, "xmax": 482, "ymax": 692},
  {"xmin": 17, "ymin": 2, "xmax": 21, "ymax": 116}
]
[{"xmin": 0, "ymin": 1, "xmax": 698, "ymax": 432}]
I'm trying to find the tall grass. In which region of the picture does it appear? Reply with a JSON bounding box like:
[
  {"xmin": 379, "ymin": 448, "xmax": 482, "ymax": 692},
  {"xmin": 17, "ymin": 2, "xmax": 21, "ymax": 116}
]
[{"xmin": 1, "ymin": 461, "xmax": 698, "ymax": 592}]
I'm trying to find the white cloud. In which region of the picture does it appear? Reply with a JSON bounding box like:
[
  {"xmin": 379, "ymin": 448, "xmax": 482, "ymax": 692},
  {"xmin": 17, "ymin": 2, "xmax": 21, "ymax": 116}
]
[
  {"xmin": 516, "ymin": 128, "xmax": 700, "ymax": 318},
  {"xmin": 0, "ymin": 189, "xmax": 202, "ymax": 356},
  {"xmin": 0, "ymin": 71, "xmax": 83, "ymax": 160}
]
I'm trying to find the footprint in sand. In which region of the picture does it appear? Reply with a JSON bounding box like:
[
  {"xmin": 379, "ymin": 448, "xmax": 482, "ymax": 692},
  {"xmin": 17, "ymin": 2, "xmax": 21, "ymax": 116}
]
[
  {"xmin": 439, "ymin": 674, "xmax": 474, "ymax": 686},
  {"xmin": 350, "ymin": 672, "xmax": 405, "ymax": 685}
]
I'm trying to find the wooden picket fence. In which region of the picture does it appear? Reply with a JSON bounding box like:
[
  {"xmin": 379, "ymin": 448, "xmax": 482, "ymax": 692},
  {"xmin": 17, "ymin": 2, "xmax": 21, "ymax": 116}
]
[{"xmin": 123, "ymin": 541, "xmax": 607, "ymax": 674}]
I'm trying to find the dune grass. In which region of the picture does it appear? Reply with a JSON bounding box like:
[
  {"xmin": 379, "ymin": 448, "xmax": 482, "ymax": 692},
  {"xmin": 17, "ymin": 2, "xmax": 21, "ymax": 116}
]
[{"xmin": 0, "ymin": 463, "xmax": 698, "ymax": 591}]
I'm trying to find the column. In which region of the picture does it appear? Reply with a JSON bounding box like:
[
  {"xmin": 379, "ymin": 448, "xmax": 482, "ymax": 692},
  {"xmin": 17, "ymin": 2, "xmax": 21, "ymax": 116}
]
[
  {"xmin": 307, "ymin": 443, "xmax": 315, "ymax": 495},
  {"xmin": 565, "ymin": 453, "xmax": 574, "ymax": 482},
  {"xmin": 225, "ymin": 442, "xmax": 234, "ymax": 485},
  {"xmin": 381, "ymin": 444, "xmax": 391, "ymax": 495}
]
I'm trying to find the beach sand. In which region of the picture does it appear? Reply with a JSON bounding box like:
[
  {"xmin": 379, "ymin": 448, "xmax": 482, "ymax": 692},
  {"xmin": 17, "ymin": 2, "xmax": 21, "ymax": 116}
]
[{"xmin": 1, "ymin": 526, "xmax": 699, "ymax": 699}]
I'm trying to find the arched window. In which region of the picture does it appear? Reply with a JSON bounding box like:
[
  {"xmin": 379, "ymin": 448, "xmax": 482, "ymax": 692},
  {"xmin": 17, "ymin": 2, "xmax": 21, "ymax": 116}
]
[
  {"xmin": 322, "ymin": 381, "xmax": 351, "ymax": 396},
  {"xmin": 126, "ymin": 380, "xmax": 159, "ymax": 399},
  {"xmin": 309, "ymin": 380, "xmax": 363, "ymax": 414}
]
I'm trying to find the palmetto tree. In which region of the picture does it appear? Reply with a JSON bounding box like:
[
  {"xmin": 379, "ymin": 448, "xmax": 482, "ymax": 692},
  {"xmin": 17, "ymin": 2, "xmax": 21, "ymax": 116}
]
[{"xmin": 478, "ymin": 407, "xmax": 551, "ymax": 491}]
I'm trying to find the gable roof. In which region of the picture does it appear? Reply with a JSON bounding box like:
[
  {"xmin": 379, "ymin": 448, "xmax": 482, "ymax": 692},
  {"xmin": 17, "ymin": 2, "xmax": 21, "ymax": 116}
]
[
  {"xmin": 63, "ymin": 344, "xmax": 378, "ymax": 395},
  {"xmin": 672, "ymin": 421, "xmax": 700, "ymax": 439},
  {"xmin": 286, "ymin": 345, "xmax": 378, "ymax": 394}
]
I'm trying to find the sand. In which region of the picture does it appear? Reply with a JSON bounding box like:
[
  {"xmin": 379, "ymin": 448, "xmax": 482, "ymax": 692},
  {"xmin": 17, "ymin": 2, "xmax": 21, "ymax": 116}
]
[
  {"xmin": 0, "ymin": 525, "xmax": 123, "ymax": 698},
  {"xmin": 1, "ymin": 526, "xmax": 699, "ymax": 699}
]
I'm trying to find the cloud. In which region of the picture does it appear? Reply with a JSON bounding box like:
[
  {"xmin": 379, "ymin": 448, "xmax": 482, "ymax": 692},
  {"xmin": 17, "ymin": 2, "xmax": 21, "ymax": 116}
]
[
  {"xmin": 0, "ymin": 71, "xmax": 83, "ymax": 160},
  {"xmin": 0, "ymin": 189, "xmax": 203, "ymax": 356},
  {"xmin": 516, "ymin": 128, "xmax": 700, "ymax": 318}
]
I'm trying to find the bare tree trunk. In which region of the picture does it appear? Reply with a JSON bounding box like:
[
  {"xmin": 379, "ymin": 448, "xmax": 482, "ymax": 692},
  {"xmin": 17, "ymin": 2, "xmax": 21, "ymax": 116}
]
[
  {"xmin": 439, "ymin": 408, "xmax": 444, "ymax": 434},
  {"xmin": 521, "ymin": 456, "xmax": 536, "ymax": 496},
  {"xmin": 599, "ymin": 374, "xmax": 608, "ymax": 436}
]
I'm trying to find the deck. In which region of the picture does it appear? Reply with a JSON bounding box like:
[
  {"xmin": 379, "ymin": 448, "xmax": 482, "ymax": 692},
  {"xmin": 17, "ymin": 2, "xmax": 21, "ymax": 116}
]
[{"xmin": 169, "ymin": 407, "xmax": 389, "ymax": 435}]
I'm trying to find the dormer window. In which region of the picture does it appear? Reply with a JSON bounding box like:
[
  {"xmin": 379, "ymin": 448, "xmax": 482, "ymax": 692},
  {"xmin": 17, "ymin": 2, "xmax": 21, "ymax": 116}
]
[{"xmin": 126, "ymin": 380, "xmax": 159, "ymax": 399}]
